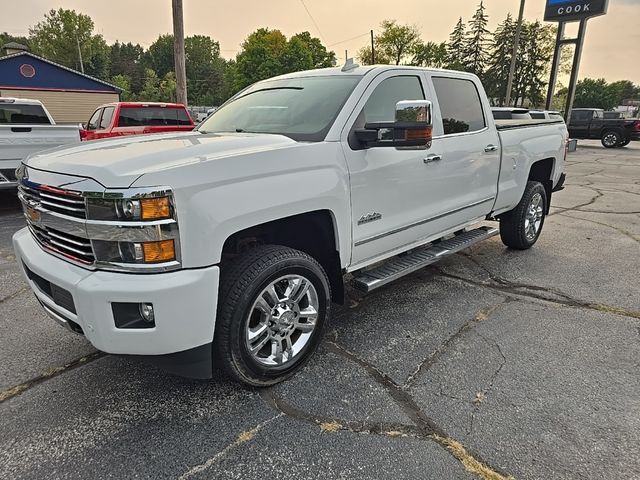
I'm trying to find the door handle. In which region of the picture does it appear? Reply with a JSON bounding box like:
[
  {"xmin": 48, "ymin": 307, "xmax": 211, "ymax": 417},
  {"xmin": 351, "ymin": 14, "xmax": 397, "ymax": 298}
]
[
  {"xmin": 423, "ymin": 154, "xmax": 442, "ymax": 164},
  {"xmin": 484, "ymin": 144, "xmax": 498, "ymax": 152}
]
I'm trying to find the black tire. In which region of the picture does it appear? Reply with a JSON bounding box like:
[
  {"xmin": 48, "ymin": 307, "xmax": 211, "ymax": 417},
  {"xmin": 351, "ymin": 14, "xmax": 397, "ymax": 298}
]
[
  {"xmin": 601, "ymin": 130, "xmax": 622, "ymax": 148},
  {"xmin": 619, "ymin": 138, "xmax": 631, "ymax": 147},
  {"xmin": 213, "ymin": 245, "xmax": 331, "ymax": 387},
  {"xmin": 499, "ymin": 181, "xmax": 547, "ymax": 250}
]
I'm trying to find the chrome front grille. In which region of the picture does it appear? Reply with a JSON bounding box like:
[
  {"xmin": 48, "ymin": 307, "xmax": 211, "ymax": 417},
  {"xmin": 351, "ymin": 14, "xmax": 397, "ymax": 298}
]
[
  {"xmin": 18, "ymin": 179, "xmax": 95, "ymax": 266},
  {"xmin": 19, "ymin": 181, "xmax": 87, "ymax": 219},
  {"xmin": 28, "ymin": 223, "xmax": 95, "ymax": 264}
]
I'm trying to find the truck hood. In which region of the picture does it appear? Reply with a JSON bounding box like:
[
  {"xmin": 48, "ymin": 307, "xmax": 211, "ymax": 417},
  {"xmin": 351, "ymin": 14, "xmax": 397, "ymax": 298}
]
[{"xmin": 23, "ymin": 131, "xmax": 299, "ymax": 188}]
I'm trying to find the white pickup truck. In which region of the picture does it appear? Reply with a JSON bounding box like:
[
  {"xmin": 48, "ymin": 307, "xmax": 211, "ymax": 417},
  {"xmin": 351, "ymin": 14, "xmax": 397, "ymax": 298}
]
[
  {"xmin": 13, "ymin": 65, "xmax": 568, "ymax": 386},
  {"xmin": 0, "ymin": 97, "xmax": 80, "ymax": 188}
]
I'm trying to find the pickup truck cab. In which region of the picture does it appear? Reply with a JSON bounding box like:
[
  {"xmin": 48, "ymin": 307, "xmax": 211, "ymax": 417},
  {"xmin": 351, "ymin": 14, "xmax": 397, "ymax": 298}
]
[
  {"xmin": 0, "ymin": 97, "xmax": 80, "ymax": 189},
  {"xmin": 13, "ymin": 65, "xmax": 568, "ymax": 386},
  {"xmin": 569, "ymin": 108, "xmax": 640, "ymax": 148},
  {"xmin": 80, "ymin": 102, "xmax": 194, "ymax": 141}
]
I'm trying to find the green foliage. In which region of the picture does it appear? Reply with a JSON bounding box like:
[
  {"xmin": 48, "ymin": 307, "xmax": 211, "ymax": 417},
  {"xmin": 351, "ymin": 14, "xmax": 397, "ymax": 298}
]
[
  {"xmin": 232, "ymin": 28, "xmax": 335, "ymax": 93},
  {"xmin": 411, "ymin": 42, "xmax": 447, "ymax": 68},
  {"xmin": 144, "ymin": 34, "xmax": 174, "ymax": 78},
  {"xmin": 461, "ymin": 2, "xmax": 490, "ymax": 76},
  {"xmin": 0, "ymin": 32, "xmax": 30, "ymax": 49},
  {"xmin": 290, "ymin": 32, "xmax": 335, "ymax": 68},
  {"xmin": 374, "ymin": 20, "xmax": 421, "ymax": 66},
  {"xmin": 446, "ymin": 18, "xmax": 466, "ymax": 70},
  {"xmin": 110, "ymin": 73, "xmax": 133, "ymax": 101},
  {"xmin": 185, "ymin": 35, "xmax": 226, "ymax": 105},
  {"xmin": 110, "ymin": 41, "xmax": 145, "ymax": 93},
  {"xmin": 28, "ymin": 8, "xmax": 110, "ymax": 79},
  {"xmin": 356, "ymin": 45, "xmax": 391, "ymax": 66},
  {"xmin": 572, "ymin": 78, "xmax": 624, "ymax": 110}
]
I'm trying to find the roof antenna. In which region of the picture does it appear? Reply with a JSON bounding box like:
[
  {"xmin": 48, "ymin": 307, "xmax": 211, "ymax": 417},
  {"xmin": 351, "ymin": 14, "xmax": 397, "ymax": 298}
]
[{"xmin": 341, "ymin": 58, "xmax": 359, "ymax": 72}]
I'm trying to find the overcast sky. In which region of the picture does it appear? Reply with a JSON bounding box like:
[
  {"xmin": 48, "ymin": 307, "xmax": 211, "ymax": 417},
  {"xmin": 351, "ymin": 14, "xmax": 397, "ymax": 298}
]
[{"xmin": 2, "ymin": 0, "xmax": 639, "ymax": 82}]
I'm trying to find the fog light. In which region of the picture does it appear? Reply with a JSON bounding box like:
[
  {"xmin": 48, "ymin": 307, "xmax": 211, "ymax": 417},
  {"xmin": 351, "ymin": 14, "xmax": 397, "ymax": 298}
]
[{"xmin": 139, "ymin": 302, "xmax": 154, "ymax": 323}]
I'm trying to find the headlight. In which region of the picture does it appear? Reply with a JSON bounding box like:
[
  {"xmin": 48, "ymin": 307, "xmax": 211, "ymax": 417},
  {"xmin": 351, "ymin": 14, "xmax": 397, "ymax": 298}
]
[
  {"xmin": 93, "ymin": 239, "xmax": 177, "ymax": 265},
  {"xmin": 87, "ymin": 195, "xmax": 173, "ymax": 221}
]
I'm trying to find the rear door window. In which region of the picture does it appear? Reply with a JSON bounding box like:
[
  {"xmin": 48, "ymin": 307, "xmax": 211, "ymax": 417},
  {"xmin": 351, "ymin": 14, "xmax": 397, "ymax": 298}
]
[
  {"xmin": 530, "ymin": 112, "xmax": 545, "ymax": 120},
  {"xmin": 0, "ymin": 104, "xmax": 51, "ymax": 124},
  {"xmin": 99, "ymin": 107, "xmax": 114, "ymax": 129},
  {"xmin": 87, "ymin": 109, "xmax": 102, "ymax": 130},
  {"xmin": 118, "ymin": 107, "xmax": 192, "ymax": 127},
  {"xmin": 432, "ymin": 77, "xmax": 486, "ymax": 135}
]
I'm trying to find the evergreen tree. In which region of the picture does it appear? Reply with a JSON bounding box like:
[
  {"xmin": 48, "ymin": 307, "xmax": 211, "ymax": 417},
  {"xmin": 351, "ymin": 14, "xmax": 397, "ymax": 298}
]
[
  {"xmin": 484, "ymin": 14, "xmax": 515, "ymax": 105},
  {"xmin": 446, "ymin": 18, "xmax": 466, "ymax": 70},
  {"xmin": 462, "ymin": 2, "xmax": 490, "ymax": 77}
]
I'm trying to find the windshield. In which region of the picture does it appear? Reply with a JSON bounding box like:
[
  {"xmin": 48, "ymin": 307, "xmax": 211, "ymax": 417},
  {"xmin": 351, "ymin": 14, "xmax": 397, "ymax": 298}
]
[{"xmin": 198, "ymin": 75, "xmax": 361, "ymax": 142}]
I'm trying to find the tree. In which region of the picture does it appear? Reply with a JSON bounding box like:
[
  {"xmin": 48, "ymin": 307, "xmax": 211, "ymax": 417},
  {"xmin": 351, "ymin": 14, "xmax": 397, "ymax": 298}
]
[
  {"xmin": 110, "ymin": 41, "xmax": 145, "ymax": 93},
  {"xmin": 110, "ymin": 73, "xmax": 133, "ymax": 101},
  {"xmin": 232, "ymin": 29, "xmax": 332, "ymax": 92},
  {"xmin": 484, "ymin": 14, "xmax": 515, "ymax": 104},
  {"xmin": 573, "ymin": 78, "xmax": 618, "ymax": 110},
  {"xmin": 446, "ymin": 18, "xmax": 466, "ymax": 70},
  {"xmin": 356, "ymin": 45, "xmax": 391, "ymax": 65},
  {"xmin": 234, "ymin": 28, "xmax": 288, "ymax": 90},
  {"xmin": 608, "ymin": 80, "xmax": 638, "ymax": 106},
  {"xmin": 139, "ymin": 68, "xmax": 161, "ymax": 101},
  {"xmin": 290, "ymin": 31, "xmax": 335, "ymax": 68},
  {"xmin": 28, "ymin": 8, "xmax": 110, "ymax": 79},
  {"xmin": 374, "ymin": 20, "xmax": 421, "ymax": 65},
  {"xmin": 411, "ymin": 41, "xmax": 447, "ymax": 68},
  {"xmin": 185, "ymin": 35, "xmax": 226, "ymax": 105},
  {"xmin": 0, "ymin": 32, "xmax": 30, "ymax": 50},
  {"xmin": 144, "ymin": 34, "xmax": 174, "ymax": 78},
  {"xmin": 461, "ymin": 2, "xmax": 490, "ymax": 77}
]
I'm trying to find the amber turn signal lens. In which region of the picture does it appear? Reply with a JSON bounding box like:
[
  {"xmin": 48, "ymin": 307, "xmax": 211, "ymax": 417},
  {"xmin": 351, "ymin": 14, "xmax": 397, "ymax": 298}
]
[
  {"xmin": 140, "ymin": 197, "xmax": 171, "ymax": 220},
  {"xmin": 142, "ymin": 240, "xmax": 176, "ymax": 263},
  {"xmin": 405, "ymin": 126, "xmax": 433, "ymax": 141}
]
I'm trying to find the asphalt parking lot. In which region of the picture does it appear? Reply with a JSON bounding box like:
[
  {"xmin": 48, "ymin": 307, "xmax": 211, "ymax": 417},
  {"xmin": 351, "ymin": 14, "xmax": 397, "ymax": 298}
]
[{"xmin": 1, "ymin": 140, "xmax": 639, "ymax": 480}]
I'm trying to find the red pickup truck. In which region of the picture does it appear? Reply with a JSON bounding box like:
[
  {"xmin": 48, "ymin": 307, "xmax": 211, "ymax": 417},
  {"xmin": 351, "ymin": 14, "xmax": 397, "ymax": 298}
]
[{"xmin": 80, "ymin": 102, "xmax": 194, "ymax": 141}]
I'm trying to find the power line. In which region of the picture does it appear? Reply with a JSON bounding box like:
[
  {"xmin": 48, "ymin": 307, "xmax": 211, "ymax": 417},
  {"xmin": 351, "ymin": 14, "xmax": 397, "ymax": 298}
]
[
  {"xmin": 299, "ymin": 0, "xmax": 325, "ymax": 43},
  {"xmin": 327, "ymin": 32, "xmax": 371, "ymax": 47}
]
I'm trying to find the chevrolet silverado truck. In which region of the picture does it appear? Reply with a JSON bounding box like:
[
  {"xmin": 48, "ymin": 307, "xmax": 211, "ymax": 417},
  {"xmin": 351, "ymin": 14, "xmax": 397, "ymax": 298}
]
[
  {"xmin": 13, "ymin": 64, "xmax": 568, "ymax": 386},
  {"xmin": 0, "ymin": 97, "xmax": 80, "ymax": 188},
  {"xmin": 569, "ymin": 108, "xmax": 640, "ymax": 148}
]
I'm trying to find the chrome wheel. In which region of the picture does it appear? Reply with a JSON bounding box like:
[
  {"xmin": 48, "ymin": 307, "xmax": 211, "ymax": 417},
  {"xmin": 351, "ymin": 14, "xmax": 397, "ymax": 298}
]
[
  {"xmin": 245, "ymin": 275, "xmax": 319, "ymax": 366},
  {"xmin": 602, "ymin": 133, "xmax": 618, "ymax": 147},
  {"xmin": 524, "ymin": 193, "xmax": 543, "ymax": 241}
]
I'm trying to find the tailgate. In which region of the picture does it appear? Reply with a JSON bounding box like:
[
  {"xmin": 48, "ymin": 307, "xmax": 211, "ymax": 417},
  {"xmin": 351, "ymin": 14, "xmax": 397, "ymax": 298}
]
[{"xmin": 0, "ymin": 125, "xmax": 81, "ymax": 163}]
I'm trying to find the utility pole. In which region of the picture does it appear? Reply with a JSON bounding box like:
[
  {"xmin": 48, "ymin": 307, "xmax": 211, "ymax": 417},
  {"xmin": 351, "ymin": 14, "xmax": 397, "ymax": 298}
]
[
  {"xmin": 505, "ymin": 0, "xmax": 525, "ymax": 106},
  {"xmin": 370, "ymin": 30, "xmax": 375, "ymax": 64},
  {"xmin": 76, "ymin": 35, "xmax": 84, "ymax": 74},
  {"xmin": 172, "ymin": 0, "xmax": 188, "ymax": 106}
]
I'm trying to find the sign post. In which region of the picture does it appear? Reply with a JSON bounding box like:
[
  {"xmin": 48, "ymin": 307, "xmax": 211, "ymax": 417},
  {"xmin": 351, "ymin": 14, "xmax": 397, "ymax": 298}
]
[{"xmin": 543, "ymin": 0, "xmax": 609, "ymax": 123}]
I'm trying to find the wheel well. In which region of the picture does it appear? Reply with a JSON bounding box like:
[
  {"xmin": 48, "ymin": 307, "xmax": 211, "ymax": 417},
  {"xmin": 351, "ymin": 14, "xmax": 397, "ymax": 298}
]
[
  {"xmin": 528, "ymin": 158, "xmax": 554, "ymax": 213},
  {"xmin": 221, "ymin": 210, "xmax": 344, "ymax": 304}
]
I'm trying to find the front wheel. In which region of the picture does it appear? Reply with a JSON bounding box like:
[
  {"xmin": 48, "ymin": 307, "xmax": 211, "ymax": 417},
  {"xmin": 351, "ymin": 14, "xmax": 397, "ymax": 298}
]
[
  {"xmin": 214, "ymin": 245, "xmax": 331, "ymax": 387},
  {"xmin": 499, "ymin": 181, "xmax": 547, "ymax": 250},
  {"xmin": 601, "ymin": 131, "xmax": 622, "ymax": 148},
  {"xmin": 619, "ymin": 138, "xmax": 631, "ymax": 147}
]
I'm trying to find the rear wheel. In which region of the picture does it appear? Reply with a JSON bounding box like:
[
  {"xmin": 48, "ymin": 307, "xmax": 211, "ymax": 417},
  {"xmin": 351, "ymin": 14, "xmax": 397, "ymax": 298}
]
[
  {"xmin": 499, "ymin": 181, "xmax": 547, "ymax": 250},
  {"xmin": 214, "ymin": 245, "xmax": 331, "ymax": 387},
  {"xmin": 601, "ymin": 131, "xmax": 622, "ymax": 148}
]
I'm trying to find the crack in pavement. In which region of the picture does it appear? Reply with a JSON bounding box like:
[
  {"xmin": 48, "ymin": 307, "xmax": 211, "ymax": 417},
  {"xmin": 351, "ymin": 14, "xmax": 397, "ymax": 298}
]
[
  {"xmin": 260, "ymin": 338, "xmax": 514, "ymax": 480},
  {"xmin": 0, "ymin": 286, "xmax": 28, "ymax": 305},
  {"xmin": 0, "ymin": 351, "xmax": 104, "ymax": 403},
  {"xmin": 550, "ymin": 186, "xmax": 604, "ymax": 216},
  {"xmin": 177, "ymin": 413, "xmax": 284, "ymax": 480},
  {"xmin": 437, "ymin": 268, "xmax": 640, "ymax": 321},
  {"xmin": 402, "ymin": 300, "xmax": 509, "ymax": 390},
  {"xmin": 557, "ymin": 212, "xmax": 640, "ymax": 244},
  {"xmin": 468, "ymin": 332, "xmax": 507, "ymax": 436}
]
